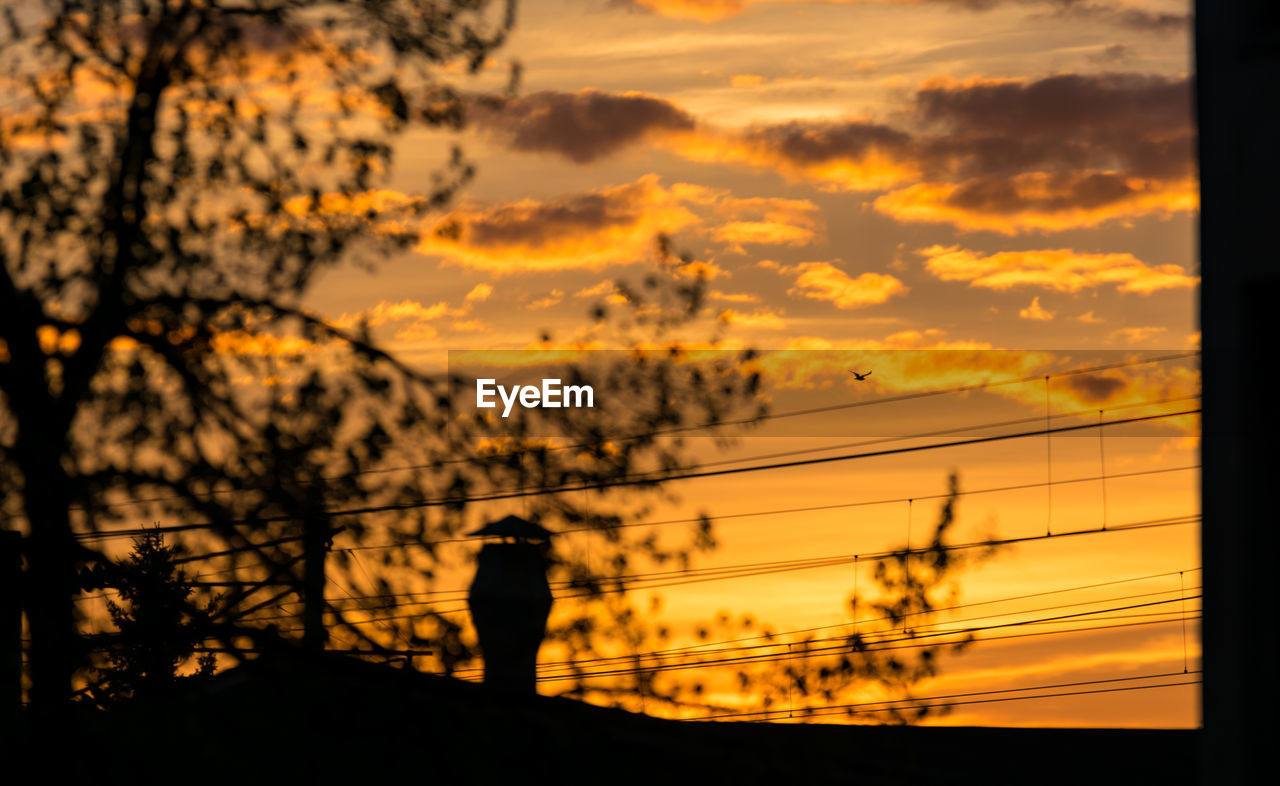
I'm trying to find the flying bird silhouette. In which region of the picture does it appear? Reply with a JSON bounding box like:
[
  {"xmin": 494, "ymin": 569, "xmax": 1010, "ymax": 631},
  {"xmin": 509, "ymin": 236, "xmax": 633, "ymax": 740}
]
[{"xmin": 848, "ymin": 369, "xmax": 873, "ymax": 381}]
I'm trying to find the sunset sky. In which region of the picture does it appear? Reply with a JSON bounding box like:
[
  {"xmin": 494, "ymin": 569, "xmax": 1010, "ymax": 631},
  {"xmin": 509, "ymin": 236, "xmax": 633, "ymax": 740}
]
[
  {"xmin": 2, "ymin": 0, "xmax": 1201, "ymax": 727},
  {"xmin": 277, "ymin": 0, "xmax": 1200, "ymax": 727}
]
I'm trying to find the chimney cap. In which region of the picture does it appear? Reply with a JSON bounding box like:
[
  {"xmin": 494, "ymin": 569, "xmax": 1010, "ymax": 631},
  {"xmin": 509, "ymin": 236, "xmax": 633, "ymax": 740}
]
[{"xmin": 466, "ymin": 514, "xmax": 555, "ymax": 541}]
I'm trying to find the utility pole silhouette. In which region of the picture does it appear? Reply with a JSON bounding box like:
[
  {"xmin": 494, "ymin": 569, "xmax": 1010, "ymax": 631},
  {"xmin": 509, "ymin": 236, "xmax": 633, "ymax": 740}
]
[{"xmin": 2, "ymin": 531, "xmax": 19, "ymax": 728}]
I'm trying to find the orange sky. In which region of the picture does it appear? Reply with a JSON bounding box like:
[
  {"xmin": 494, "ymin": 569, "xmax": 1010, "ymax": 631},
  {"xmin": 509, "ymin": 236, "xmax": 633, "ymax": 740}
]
[
  {"xmin": 35, "ymin": 0, "xmax": 1200, "ymax": 726},
  {"xmin": 263, "ymin": 0, "xmax": 1199, "ymax": 726}
]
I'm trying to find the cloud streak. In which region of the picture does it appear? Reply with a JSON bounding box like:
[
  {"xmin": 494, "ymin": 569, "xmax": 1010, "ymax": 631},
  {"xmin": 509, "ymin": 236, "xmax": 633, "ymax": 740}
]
[
  {"xmin": 416, "ymin": 175, "xmax": 825, "ymax": 273},
  {"xmin": 618, "ymin": 0, "xmax": 1189, "ymax": 33},
  {"xmin": 919, "ymin": 245, "xmax": 1198, "ymax": 293}
]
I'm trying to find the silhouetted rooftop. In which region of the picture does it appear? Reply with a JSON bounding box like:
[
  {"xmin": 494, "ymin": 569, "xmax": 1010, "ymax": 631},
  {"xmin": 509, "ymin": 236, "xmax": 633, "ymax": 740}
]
[{"xmin": 33, "ymin": 651, "xmax": 1199, "ymax": 785}]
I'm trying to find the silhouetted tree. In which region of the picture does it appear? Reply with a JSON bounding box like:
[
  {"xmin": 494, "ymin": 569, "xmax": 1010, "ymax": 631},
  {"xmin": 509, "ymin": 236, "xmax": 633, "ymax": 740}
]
[
  {"xmin": 80, "ymin": 530, "xmax": 216, "ymax": 705},
  {"xmin": 0, "ymin": 0, "xmax": 771, "ymax": 718},
  {"xmin": 547, "ymin": 471, "xmax": 1003, "ymax": 721},
  {"xmin": 733, "ymin": 473, "xmax": 1003, "ymax": 722},
  {"xmin": 319, "ymin": 238, "xmax": 768, "ymax": 688},
  {"xmin": 0, "ymin": 0, "xmax": 520, "ymax": 712}
]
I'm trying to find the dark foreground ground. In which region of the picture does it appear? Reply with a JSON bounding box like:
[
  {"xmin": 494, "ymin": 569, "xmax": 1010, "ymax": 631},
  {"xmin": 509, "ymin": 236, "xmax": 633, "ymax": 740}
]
[{"xmin": 15, "ymin": 653, "xmax": 1197, "ymax": 785}]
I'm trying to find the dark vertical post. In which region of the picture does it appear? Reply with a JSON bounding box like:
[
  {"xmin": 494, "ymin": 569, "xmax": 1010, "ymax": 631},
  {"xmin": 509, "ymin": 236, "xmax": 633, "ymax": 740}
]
[
  {"xmin": 302, "ymin": 517, "xmax": 329, "ymax": 651},
  {"xmin": 1, "ymin": 530, "xmax": 21, "ymax": 725},
  {"xmin": 1197, "ymin": 2, "xmax": 1280, "ymax": 782}
]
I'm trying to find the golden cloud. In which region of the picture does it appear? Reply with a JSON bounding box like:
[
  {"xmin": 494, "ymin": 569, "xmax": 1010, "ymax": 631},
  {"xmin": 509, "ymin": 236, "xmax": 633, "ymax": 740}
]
[
  {"xmin": 392, "ymin": 323, "xmax": 438, "ymax": 342},
  {"xmin": 325, "ymin": 298, "xmax": 471, "ymax": 348},
  {"xmin": 675, "ymin": 259, "xmax": 733, "ymax": 280},
  {"xmin": 710, "ymin": 195, "xmax": 825, "ymax": 249},
  {"xmin": 416, "ymin": 175, "xmax": 702, "ymax": 273},
  {"xmin": 575, "ymin": 281, "xmax": 617, "ymax": 298},
  {"xmin": 768, "ymin": 261, "xmax": 908, "ymax": 309},
  {"xmin": 415, "ymin": 176, "xmax": 828, "ymax": 273},
  {"xmin": 465, "ymin": 283, "xmax": 494, "ymax": 302},
  {"xmin": 1019, "ymin": 297, "xmax": 1055, "ymax": 321},
  {"xmin": 451, "ymin": 320, "xmax": 492, "ymax": 333},
  {"xmin": 526, "ymin": 290, "xmax": 565, "ymax": 310},
  {"xmin": 717, "ymin": 308, "xmax": 788, "ymax": 330},
  {"xmin": 710, "ymin": 290, "xmax": 763, "ymax": 304},
  {"xmin": 627, "ymin": 0, "xmax": 747, "ymax": 22},
  {"xmin": 672, "ymin": 123, "xmax": 918, "ymax": 192},
  {"xmin": 875, "ymin": 174, "xmax": 1198, "ymax": 233},
  {"xmin": 920, "ymin": 246, "xmax": 1198, "ymax": 294},
  {"xmin": 748, "ymin": 337, "xmax": 1042, "ymax": 392},
  {"xmin": 331, "ymin": 299, "xmax": 467, "ymax": 329},
  {"xmin": 575, "ymin": 281, "xmax": 632, "ymax": 304},
  {"xmin": 1109, "ymin": 326, "xmax": 1168, "ymax": 344}
]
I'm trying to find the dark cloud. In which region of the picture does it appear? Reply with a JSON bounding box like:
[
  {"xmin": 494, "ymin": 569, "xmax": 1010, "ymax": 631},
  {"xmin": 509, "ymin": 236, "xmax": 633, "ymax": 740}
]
[
  {"xmin": 1090, "ymin": 44, "xmax": 1132, "ymax": 64},
  {"xmin": 914, "ymin": 72, "xmax": 1195, "ymax": 180},
  {"xmin": 470, "ymin": 89, "xmax": 695, "ymax": 164},
  {"xmin": 462, "ymin": 191, "xmax": 644, "ymax": 248},
  {"xmin": 739, "ymin": 120, "xmax": 914, "ymax": 166},
  {"xmin": 1040, "ymin": 1, "xmax": 1190, "ymax": 33},
  {"xmin": 1065, "ymin": 373, "xmax": 1127, "ymax": 403},
  {"xmin": 724, "ymin": 72, "xmax": 1193, "ymax": 217},
  {"xmin": 416, "ymin": 176, "xmax": 702, "ymax": 271},
  {"xmin": 915, "ymin": 73, "xmax": 1191, "ymax": 139},
  {"xmin": 918, "ymin": 1, "xmax": 1191, "ymax": 33},
  {"xmin": 941, "ymin": 172, "xmax": 1136, "ymax": 213},
  {"xmin": 473, "ymin": 71, "xmax": 1194, "ymax": 230}
]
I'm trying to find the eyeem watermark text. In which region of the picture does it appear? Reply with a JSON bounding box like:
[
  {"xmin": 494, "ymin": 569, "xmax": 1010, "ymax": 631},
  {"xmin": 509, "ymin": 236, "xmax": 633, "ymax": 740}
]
[{"xmin": 476, "ymin": 378, "xmax": 595, "ymax": 418}]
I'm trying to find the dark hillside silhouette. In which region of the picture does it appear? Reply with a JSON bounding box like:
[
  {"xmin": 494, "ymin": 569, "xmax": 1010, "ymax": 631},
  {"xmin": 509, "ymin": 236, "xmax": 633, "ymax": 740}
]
[{"xmin": 15, "ymin": 650, "xmax": 1197, "ymax": 784}]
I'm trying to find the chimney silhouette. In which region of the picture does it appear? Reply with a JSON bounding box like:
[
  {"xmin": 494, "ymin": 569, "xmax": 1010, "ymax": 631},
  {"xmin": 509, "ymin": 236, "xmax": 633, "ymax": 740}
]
[{"xmin": 466, "ymin": 515, "xmax": 554, "ymax": 694}]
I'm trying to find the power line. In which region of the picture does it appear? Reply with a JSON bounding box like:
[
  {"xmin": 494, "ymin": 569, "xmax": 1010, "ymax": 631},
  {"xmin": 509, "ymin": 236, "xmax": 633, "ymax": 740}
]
[
  {"xmin": 235, "ymin": 409, "xmax": 1203, "ymax": 519},
  {"xmin": 253, "ymin": 514, "xmax": 1199, "ymax": 617},
  {"xmin": 80, "ymin": 462, "xmax": 1195, "ymax": 583},
  {"xmin": 89, "ymin": 510, "xmax": 1196, "ymax": 626},
  {"xmin": 62, "ymin": 407, "xmax": 1201, "ymax": 544},
  {"xmin": 521, "ymin": 612, "xmax": 1201, "ymax": 686},
  {"xmin": 336, "ymin": 351, "xmax": 1203, "ymax": 474},
  {"xmin": 616, "ymin": 351, "xmax": 1198, "ymax": 440},
  {"xmin": 449, "ymin": 589, "xmax": 1201, "ymax": 678},
  {"xmin": 64, "ymin": 391, "xmax": 1197, "ymax": 532},
  {"xmin": 515, "ymin": 598, "xmax": 1201, "ymax": 683},
  {"xmin": 585, "ymin": 394, "xmax": 1202, "ymax": 476},
  {"xmin": 218, "ymin": 409, "xmax": 1207, "ymax": 517},
  {"xmin": 692, "ymin": 671, "xmax": 1202, "ymax": 721},
  {"xmin": 306, "ymin": 567, "xmax": 1203, "ymax": 629},
  {"xmin": 7, "ymin": 352, "xmax": 1195, "ymax": 525},
  {"xmin": 324, "ymin": 463, "xmax": 1198, "ymax": 554},
  {"xmin": 600, "ymin": 566, "xmax": 1204, "ymax": 661},
  {"xmin": 290, "ymin": 527, "xmax": 1199, "ymax": 630},
  {"xmin": 252, "ymin": 563, "xmax": 1206, "ymax": 662}
]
